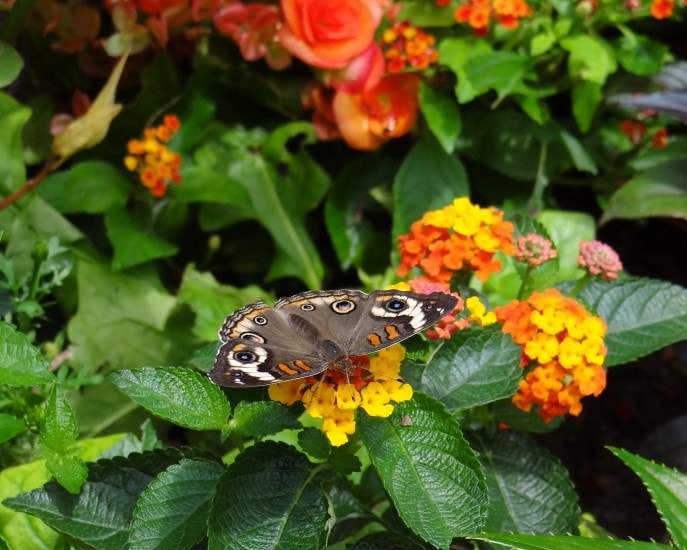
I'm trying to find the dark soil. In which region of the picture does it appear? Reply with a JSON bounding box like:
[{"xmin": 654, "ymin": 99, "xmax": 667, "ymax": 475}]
[{"xmin": 538, "ymin": 218, "xmax": 687, "ymax": 543}]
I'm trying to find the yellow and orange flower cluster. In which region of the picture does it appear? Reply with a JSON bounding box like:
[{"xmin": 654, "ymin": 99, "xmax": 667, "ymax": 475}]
[
  {"xmin": 268, "ymin": 345, "xmax": 412, "ymax": 446},
  {"xmin": 397, "ymin": 197, "xmax": 516, "ymax": 284},
  {"xmin": 495, "ymin": 288, "xmax": 608, "ymax": 422},
  {"xmin": 454, "ymin": 0, "xmax": 532, "ymax": 33},
  {"xmin": 381, "ymin": 20, "xmax": 439, "ymax": 73},
  {"xmin": 124, "ymin": 114, "xmax": 182, "ymax": 197}
]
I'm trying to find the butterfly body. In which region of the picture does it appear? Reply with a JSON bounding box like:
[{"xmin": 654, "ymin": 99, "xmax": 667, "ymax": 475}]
[{"xmin": 209, "ymin": 289, "xmax": 458, "ymax": 387}]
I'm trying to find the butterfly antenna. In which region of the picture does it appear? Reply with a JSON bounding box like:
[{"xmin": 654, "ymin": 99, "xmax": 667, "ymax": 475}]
[
  {"xmin": 360, "ymin": 365, "xmax": 405, "ymax": 384},
  {"xmin": 304, "ymin": 370, "xmax": 329, "ymax": 409},
  {"xmin": 344, "ymin": 368, "xmax": 358, "ymax": 404}
]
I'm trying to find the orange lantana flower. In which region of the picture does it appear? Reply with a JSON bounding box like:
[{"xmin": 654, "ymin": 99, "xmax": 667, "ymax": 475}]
[{"xmin": 495, "ymin": 288, "xmax": 608, "ymax": 422}]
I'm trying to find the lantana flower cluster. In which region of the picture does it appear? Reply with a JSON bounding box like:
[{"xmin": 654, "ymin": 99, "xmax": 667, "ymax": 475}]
[
  {"xmin": 381, "ymin": 20, "xmax": 439, "ymax": 73},
  {"xmin": 454, "ymin": 0, "xmax": 533, "ymax": 33},
  {"xmin": 268, "ymin": 345, "xmax": 412, "ymax": 446},
  {"xmin": 124, "ymin": 114, "xmax": 182, "ymax": 197},
  {"xmin": 397, "ymin": 197, "xmax": 516, "ymax": 284},
  {"xmin": 494, "ymin": 288, "xmax": 608, "ymax": 422}
]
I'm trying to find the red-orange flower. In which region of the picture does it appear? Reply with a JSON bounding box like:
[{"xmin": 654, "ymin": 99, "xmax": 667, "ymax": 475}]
[
  {"xmin": 278, "ymin": 0, "xmax": 381, "ymax": 69},
  {"xmin": 124, "ymin": 114, "xmax": 182, "ymax": 197},
  {"xmin": 397, "ymin": 198, "xmax": 516, "ymax": 283},
  {"xmin": 380, "ymin": 20, "xmax": 438, "ymax": 73},
  {"xmin": 651, "ymin": 0, "xmax": 674, "ymax": 18},
  {"xmin": 454, "ymin": 0, "xmax": 531, "ymax": 32},
  {"xmin": 332, "ymin": 73, "xmax": 420, "ymax": 151}
]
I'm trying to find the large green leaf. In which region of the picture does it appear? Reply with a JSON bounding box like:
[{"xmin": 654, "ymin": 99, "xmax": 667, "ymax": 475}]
[
  {"xmin": 472, "ymin": 533, "xmax": 672, "ymax": 549},
  {"xmin": 438, "ymin": 37, "xmax": 493, "ymax": 104},
  {"xmin": 3, "ymin": 448, "xmax": 208, "ymax": 550},
  {"xmin": 105, "ymin": 206, "xmax": 178, "ymax": 270},
  {"xmin": 392, "ymin": 132, "xmax": 468, "ymax": 240},
  {"xmin": 571, "ymin": 278, "xmax": 687, "ymax": 367},
  {"xmin": 470, "ymin": 431, "xmax": 579, "ymax": 533},
  {"xmin": 610, "ymin": 447, "xmax": 687, "ymax": 548},
  {"xmin": 358, "ymin": 393, "xmax": 487, "ymax": 548},
  {"xmin": 67, "ymin": 259, "xmax": 185, "ymax": 371},
  {"xmin": 37, "ymin": 161, "xmax": 131, "ymax": 214},
  {"xmin": 0, "ymin": 434, "xmax": 125, "ymax": 550},
  {"xmin": 0, "ymin": 321, "xmax": 54, "ymax": 386},
  {"xmin": 600, "ymin": 160, "xmax": 687, "ymax": 224},
  {"xmin": 109, "ymin": 367, "xmax": 230, "ymax": 432},
  {"xmin": 419, "ymin": 82, "xmax": 462, "ymax": 155},
  {"xmin": 190, "ymin": 123, "xmax": 329, "ymax": 288},
  {"xmin": 406, "ymin": 326, "xmax": 521, "ymax": 411},
  {"xmin": 613, "ymin": 33, "xmax": 671, "ymax": 76},
  {"xmin": 129, "ymin": 458, "xmax": 224, "ymax": 550},
  {"xmin": 177, "ymin": 264, "xmax": 269, "ymax": 341},
  {"xmin": 0, "ymin": 92, "xmax": 30, "ymax": 194},
  {"xmin": 324, "ymin": 155, "xmax": 397, "ymax": 271},
  {"xmin": 208, "ymin": 441, "xmax": 333, "ymax": 549},
  {"xmin": 0, "ymin": 414, "xmax": 25, "ymax": 444}
]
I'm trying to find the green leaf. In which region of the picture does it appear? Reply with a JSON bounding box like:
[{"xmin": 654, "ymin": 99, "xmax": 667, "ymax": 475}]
[
  {"xmin": 177, "ymin": 264, "xmax": 269, "ymax": 341},
  {"xmin": 0, "ymin": 433, "xmax": 125, "ymax": 549},
  {"xmin": 105, "ymin": 206, "xmax": 178, "ymax": 270},
  {"xmin": 170, "ymin": 165, "xmax": 252, "ymax": 206},
  {"xmin": 439, "ymin": 37, "xmax": 493, "ymax": 103},
  {"xmin": 471, "ymin": 533, "xmax": 672, "ymax": 549},
  {"xmin": 232, "ymin": 400, "xmax": 300, "ymax": 437},
  {"xmin": 109, "ymin": 367, "xmax": 230, "ymax": 431},
  {"xmin": 572, "ymin": 278, "xmax": 687, "ymax": 367},
  {"xmin": 324, "ymin": 155, "xmax": 397, "ymax": 271},
  {"xmin": 36, "ymin": 161, "xmax": 131, "ymax": 213},
  {"xmin": 600, "ymin": 160, "xmax": 687, "ymax": 224},
  {"xmin": 67, "ymin": 259, "xmax": 184, "ymax": 370},
  {"xmin": 45, "ymin": 456, "xmax": 88, "ymax": 495},
  {"xmin": 40, "ymin": 386, "xmax": 78, "ymax": 454},
  {"xmin": 3, "ymin": 448, "xmax": 207, "ymax": 550},
  {"xmin": 419, "ymin": 82, "xmax": 462, "ymax": 154},
  {"xmin": 358, "ymin": 393, "xmax": 487, "ymax": 548},
  {"xmin": 397, "ymin": 0, "xmax": 456, "ymax": 26},
  {"xmin": 0, "ymin": 42, "xmax": 23, "ymax": 88},
  {"xmin": 571, "ymin": 80, "xmax": 602, "ymax": 133},
  {"xmin": 558, "ymin": 127, "xmax": 597, "ymax": 174},
  {"xmin": 561, "ymin": 34, "xmax": 617, "ymax": 85},
  {"xmin": 297, "ymin": 427, "xmax": 331, "ymax": 460},
  {"xmin": 0, "ymin": 413, "xmax": 25, "ymax": 444},
  {"xmin": 613, "ymin": 33, "xmax": 671, "ymax": 76},
  {"xmin": 537, "ymin": 210, "xmax": 595, "ymax": 279},
  {"xmin": 610, "ymin": 447, "xmax": 687, "ymax": 548},
  {"xmin": 208, "ymin": 441, "xmax": 332, "ymax": 549},
  {"xmin": 0, "ymin": 321, "xmax": 54, "ymax": 386},
  {"xmin": 348, "ymin": 532, "xmax": 427, "ymax": 549},
  {"xmin": 0, "ymin": 92, "xmax": 30, "ymax": 194},
  {"xmin": 462, "ymin": 51, "xmax": 532, "ymax": 99},
  {"xmin": 392, "ymin": 132, "xmax": 469, "ymax": 239},
  {"xmin": 193, "ymin": 124, "xmax": 329, "ymax": 288},
  {"xmin": 407, "ymin": 326, "xmax": 521, "ymax": 411},
  {"xmin": 129, "ymin": 458, "xmax": 224, "ymax": 550},
  {"xmin": 470, "ymin": 431, "xmax": 579, "ymax": 533}
]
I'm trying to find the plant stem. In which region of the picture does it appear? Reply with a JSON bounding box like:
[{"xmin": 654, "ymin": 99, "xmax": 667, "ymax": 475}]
[{"xmin": 0, "ymin": 160, "xmax": 55, "ymax": 212}]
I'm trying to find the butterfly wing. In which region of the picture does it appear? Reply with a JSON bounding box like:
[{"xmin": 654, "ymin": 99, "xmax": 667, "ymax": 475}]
[
  {"xmin": 345, "ymin": 290, "xmax": 458, "ymax": 355},
  {"xmin": 210, "ymin": 338, "xmax": 328, "ymax": 387}
]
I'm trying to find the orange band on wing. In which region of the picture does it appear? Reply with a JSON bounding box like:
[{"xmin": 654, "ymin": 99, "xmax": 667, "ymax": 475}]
[
  {"xmin": 294, "ymin": 360, "xmax": 312, "ymax": 371},
  {"xmin": 367, "ymin": 333, "xmax": 382, "ymax": 347},
  {"xmin": 278, "ymin": 363, "xmax": 299, "ymax": 375},
  {"xmin": 385, "ymin": 325, "xmax": 400, "ymax": 340}
]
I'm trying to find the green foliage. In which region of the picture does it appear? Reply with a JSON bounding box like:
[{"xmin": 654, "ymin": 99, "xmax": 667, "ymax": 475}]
[{"xmin": 2, "ymin": 1, "xmax": 686, "ymax": 548}]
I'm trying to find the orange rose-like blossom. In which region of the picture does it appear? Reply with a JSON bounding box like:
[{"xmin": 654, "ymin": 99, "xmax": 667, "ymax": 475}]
[
  {"xmin": 332, "ymin": 73, "xmax": 420, "ymax": 151},
  {"xmin": 278, "ymin": 0, "xmax": 382, "ymax": 69}
]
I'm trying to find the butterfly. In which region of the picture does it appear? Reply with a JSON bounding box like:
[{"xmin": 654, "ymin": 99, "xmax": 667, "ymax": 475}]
[{"xmin": 209, "ymin": 289, "xmax": 458, "ymax": 387}]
